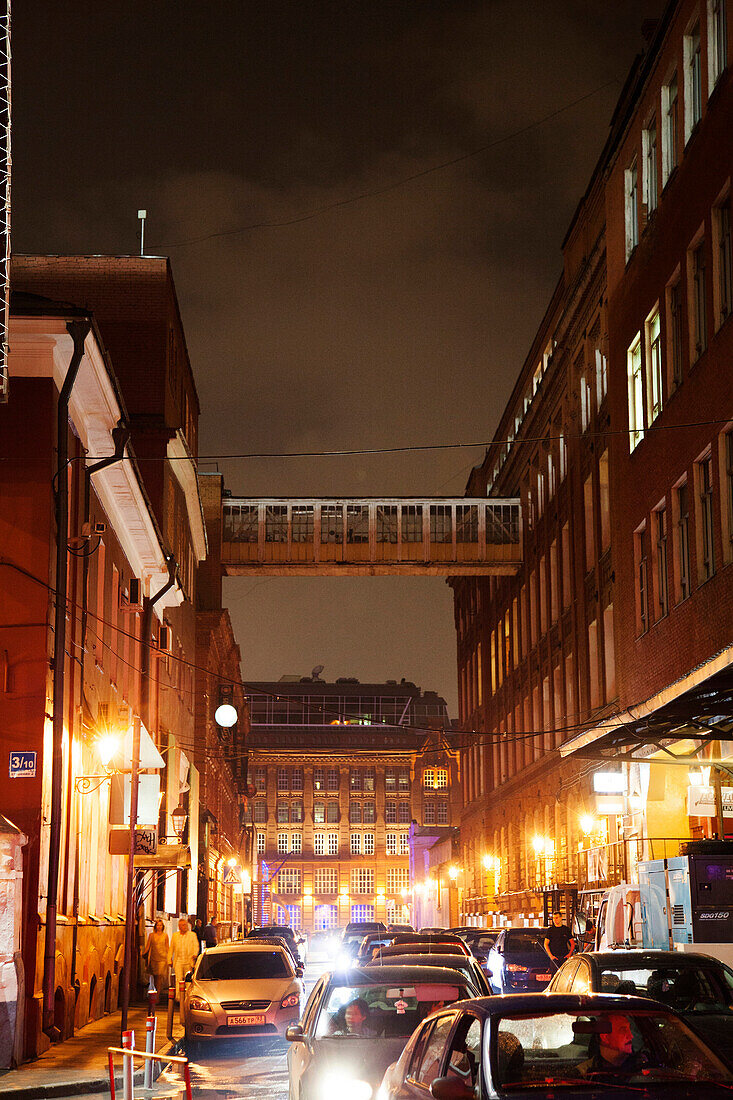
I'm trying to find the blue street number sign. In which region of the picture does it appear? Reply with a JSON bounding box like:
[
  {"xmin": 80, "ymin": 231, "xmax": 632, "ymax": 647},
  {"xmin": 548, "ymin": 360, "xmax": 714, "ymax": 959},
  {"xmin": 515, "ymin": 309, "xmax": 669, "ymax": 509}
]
[{"xmin": 9, "ymin": 751, "xmax": 37, "ymax": 778}]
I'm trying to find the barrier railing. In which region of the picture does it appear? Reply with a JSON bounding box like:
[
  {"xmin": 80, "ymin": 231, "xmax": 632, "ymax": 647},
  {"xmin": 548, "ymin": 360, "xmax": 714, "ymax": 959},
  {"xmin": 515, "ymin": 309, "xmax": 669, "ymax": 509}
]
[{"xmin": 107, "ymin": 1038, "xmax": 192, "ymax": 1100}]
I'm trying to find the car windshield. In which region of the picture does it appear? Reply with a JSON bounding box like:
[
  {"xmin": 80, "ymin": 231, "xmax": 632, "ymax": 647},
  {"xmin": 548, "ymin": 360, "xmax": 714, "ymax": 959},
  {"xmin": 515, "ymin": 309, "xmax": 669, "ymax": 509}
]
[
  {"xmin": 598, "ymin": 964, "xmax": 733, "ymax": 1011},
  {"xmin": 494, "ymin": 1009, "xmax": 733, "ymax": 1090},
  {"xmin": 196, "ymin": 950, "xmax": 291, "ymax": 980},
  {"xmin": 315, "ymin": 981, "xmax": 467, "ymax": 1039},
  {"xmin": 505, "ymin": 932, "xmax": 544, "ymax": 953}
]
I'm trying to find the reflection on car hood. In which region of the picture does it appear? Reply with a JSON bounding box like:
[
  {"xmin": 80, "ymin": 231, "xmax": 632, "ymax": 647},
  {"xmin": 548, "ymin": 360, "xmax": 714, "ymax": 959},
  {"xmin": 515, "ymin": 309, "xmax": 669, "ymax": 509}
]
[
  {"xmin": 308, "ymin": 1036, "xmax": 411, "ymax": 1088},
  {"xmin": 192, "ymin": 976, "xmax": 295, "ymax": 1004},
  {"xmin": 683, "ymin": 1011, "xmax": 733, "ymax": 1063}
]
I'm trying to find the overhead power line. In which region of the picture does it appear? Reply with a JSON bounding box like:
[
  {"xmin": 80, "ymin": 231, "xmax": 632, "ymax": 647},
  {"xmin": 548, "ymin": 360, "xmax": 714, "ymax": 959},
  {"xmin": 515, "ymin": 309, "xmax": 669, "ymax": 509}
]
[{"xmin": 149, "ymin": 80, "xmax": 620, "ymax": 252}]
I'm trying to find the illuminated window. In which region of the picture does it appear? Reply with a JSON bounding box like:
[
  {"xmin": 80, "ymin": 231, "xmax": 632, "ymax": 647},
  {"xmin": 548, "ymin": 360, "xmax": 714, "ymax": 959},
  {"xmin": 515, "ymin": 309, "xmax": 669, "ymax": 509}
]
[
  {"xmin": 256, "ymin": 832, "xmax": 266, "ymax": 855},
  {"xmin": 646, "ymin": 307, "xmax": 663, "ymax": 421},
  {"xmin": 363, "ymin": 833, "xmax": 375, "ymax": 855},
  {"xmin": 386, "ymin": 833, "xmax": 398, "ymax": 855},
  {"xmin": 313, "ymin": 801, "xmax": 325, "ymax": 824},
  {"xmin": 627, "ymin": 334, "xmax": 644, "ymax": 450},
  {"xmin": 423, "ymin": 767, "xmax": 448, "ymax": 790},
  {"xmin": 314, "ymin": 833, "xmax": 325, "ymax": 856},
  {"xmin": 277, "ymin": 833, "xmax": 289, "ymax": 854},
  {"xmin": 387, "ymin": 868, "xmax": 409, "ymax": 892},
  {"xmin": 685, "ymin": 22, "xmax": 702, "ymax": 140},
  {"xmin": 644, "ymin": 116, "xmax": 658, "ymax": 214},
  {"xmin": 350, "ymin": 833, "xmax": 361, "ymax": 855},
  {"xmin": 385, "ymin": 801, "xmax": 397, "ymax": 824},
  {"xmin": 314, "ymin": 867, "xmax": 338, "ymax": 893},
  {"xmin": 400, "ymin": 833, "xmax": 410, "ymax": 855},
  {"xmin": 327, "ymin": 833, "xmax": 339, "ymax": 855},
  {"xmin": 278, "ymin": 867, "xmax": 301, "ymax": 894},
  {"xmin": 351, "ymin": 868, "xmax": 374, "ymax": 894},
  {"xmin": 350, "ymin": 904, "xmax": 375, "ymax": 923},
  {"xmin": 625, "ymin": 159, "xmax": 638, "ymax": 261},
  {"xmin": 662, "ymin": 73, "xmax": 679, "ymax": 184},
  {"xmin": 291, "ymin": 833, "xmax": 302, "ymax": 853},
  {"xmin": 314, "ymin": 903, "xmax": 338, "ymax": 930},
  {"xmin": 709, "ymin": 0, "xmax": 728, "ymax": 88}
]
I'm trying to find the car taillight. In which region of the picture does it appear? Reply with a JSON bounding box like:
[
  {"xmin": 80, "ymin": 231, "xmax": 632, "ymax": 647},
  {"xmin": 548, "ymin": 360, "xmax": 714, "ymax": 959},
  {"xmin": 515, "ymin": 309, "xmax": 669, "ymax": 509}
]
[
  {"xmin": 280, "ymin": 992, "xmax": 300, "ymax": 1009},
  {"xmin": 506, "ymin": 963, "xmax": 528, "ymax": 973}
]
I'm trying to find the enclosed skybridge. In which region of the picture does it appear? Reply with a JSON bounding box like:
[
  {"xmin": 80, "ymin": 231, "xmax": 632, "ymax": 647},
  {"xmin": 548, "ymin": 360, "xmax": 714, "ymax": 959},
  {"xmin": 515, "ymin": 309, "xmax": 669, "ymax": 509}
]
[{"xmin": 221, "ymin": 497, "xmax": 522, "ymax": 576}]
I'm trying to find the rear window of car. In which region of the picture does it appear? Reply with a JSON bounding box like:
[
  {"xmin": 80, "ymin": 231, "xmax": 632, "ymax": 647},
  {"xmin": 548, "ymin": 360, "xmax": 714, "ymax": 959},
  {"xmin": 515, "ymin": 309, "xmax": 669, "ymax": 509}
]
[
  {"xmin": 505, "ymin": 932, "xmax": 543, "ymax": 952},
  {"xmin": 196, "ymin": 950, "xmax": 292, "ymax": 980},
  {"xmin": 599, "ymin": 964, "xmax": 733, "ymax": 1008},
  {"xmin": 315, "ymin": 981, "xmax": 467, "ymax": 1039}
]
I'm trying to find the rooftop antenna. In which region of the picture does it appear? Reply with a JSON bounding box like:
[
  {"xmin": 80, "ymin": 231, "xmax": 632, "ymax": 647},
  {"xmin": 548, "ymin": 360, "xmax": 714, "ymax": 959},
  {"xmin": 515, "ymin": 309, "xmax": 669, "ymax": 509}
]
[{"xmin": 137, "ymin": 209, "xmax": 147, "ymax": 256}]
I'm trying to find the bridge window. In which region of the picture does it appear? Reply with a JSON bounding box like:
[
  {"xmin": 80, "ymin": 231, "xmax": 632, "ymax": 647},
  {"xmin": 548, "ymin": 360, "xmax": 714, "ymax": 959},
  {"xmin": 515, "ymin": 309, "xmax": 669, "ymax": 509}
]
[
  {"xmin": 401, "ymin": 505, "xmax": 423, "ymax": 542},
  {"xmin": 377, "ymin": 505, "xmax": 398, "ymax": 543},
  {"xmin": 291, "ymin": 506, "xmax": 314, "ymax": 543},
  {"xmin": 320, "ymin": 505, "xmax": 343, "ymax": 543},
  {"xmin": 456, "ymin": 505, "xmax": 479, "ymax": 542},
  {"xmin": 265, "ymin": 505, "xmax": 288, "ymax": 542},
  {"xmin": 430, "ymin": 505, "xmax": 452, "ymax": 543},
  {"xmin": 346, "ymin": 504, "xmax": 369, "ymax": 543},
  {"xmin": 224, "ymin": 504, "xmax": 259, "ymax": 542}
]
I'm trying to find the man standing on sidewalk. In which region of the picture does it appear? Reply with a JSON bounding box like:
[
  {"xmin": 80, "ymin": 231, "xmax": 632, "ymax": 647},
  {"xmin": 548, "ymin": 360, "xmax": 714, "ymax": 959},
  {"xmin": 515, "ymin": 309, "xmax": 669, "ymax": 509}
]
[
  {"xmin": 543, "ymin": 911, "xmax": 575, "ymax": 969},
  {"xmin": 169, "ymin": 917, "xmax": 199, "ymax": 999},
  {"xmin": 203, "ymin": 919, "xmax": 218, "ymax": 948}
]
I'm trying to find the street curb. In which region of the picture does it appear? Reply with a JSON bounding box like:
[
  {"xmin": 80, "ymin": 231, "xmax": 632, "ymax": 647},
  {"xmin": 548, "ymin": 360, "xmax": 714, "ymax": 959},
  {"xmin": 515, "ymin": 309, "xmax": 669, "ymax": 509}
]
[{"xmin": 0, "ymin": 1038, "xmax": 181, "ymax": 1099}]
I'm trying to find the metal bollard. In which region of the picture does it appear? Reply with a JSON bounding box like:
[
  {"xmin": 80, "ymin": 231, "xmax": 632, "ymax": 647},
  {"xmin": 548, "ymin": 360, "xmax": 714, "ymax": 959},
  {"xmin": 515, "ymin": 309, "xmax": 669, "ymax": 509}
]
[
  {"xmin": 179, "ymin": 980, "xmax": 185, "ymax": 1025},
  {"xmin": 166, "ymin": 983, "xmax": 175, "ymax": 1040},
  {"xmin": 121, "ymin": 1029, "xmax": 134, "ymax": 1100},
  {"xmin": 143, "ymin": 1014, "xmax": 157, "ymax": 1089}
]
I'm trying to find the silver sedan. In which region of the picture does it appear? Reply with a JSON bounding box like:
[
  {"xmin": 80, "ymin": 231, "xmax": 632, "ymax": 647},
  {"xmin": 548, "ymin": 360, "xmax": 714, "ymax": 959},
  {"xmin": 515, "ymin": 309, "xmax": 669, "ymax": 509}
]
[{"xmin": 183, "ymin": 942, "xmax": 303, "ymax": 1046}]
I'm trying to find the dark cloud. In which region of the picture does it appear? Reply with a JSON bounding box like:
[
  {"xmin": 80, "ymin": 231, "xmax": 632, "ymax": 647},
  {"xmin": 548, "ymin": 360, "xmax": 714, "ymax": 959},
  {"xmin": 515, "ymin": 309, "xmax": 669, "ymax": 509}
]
[{"xmin": 14, "ymin": 0, "xmax": 663, "ymax": 709}]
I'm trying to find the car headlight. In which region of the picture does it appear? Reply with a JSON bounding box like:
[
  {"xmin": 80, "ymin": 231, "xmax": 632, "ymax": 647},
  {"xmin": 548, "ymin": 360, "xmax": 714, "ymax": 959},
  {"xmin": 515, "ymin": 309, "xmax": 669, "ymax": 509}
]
[
  {"xmin": 280, "ymin": 992, "xmax": 300, "ymax": 1009},
  {"xmin": 188, "ymin": 996, "xmax": 213, "ymax": 1012},
  {"xmin": 319, "ymin": 1073, "xmax": 373, "ymax": 1100}
]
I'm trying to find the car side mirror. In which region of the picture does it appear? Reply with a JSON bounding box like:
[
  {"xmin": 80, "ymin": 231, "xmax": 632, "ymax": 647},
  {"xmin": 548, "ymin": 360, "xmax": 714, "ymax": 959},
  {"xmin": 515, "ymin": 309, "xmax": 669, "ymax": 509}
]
[
  {"xmin": 184, "ymin": 971, "xmax": 193, "ymax": 983},
  {"xmin": 296, "ymin": 966, "xmax": 304, "ymax": 977},
  {"xmin": 286, "ymin": 1024, "xmax": 305, "ymax": 1043},
  {"xmin": 430, "ymin": 1077, "xmax": 474, "ymax": 1100}
]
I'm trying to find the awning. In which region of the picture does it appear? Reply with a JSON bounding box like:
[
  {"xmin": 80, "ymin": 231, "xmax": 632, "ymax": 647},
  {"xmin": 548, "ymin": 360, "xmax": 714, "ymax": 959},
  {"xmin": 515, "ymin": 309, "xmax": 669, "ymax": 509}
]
[{"xmin": 560, "ymin": 646, "xmax": 733, "ymax": 764}]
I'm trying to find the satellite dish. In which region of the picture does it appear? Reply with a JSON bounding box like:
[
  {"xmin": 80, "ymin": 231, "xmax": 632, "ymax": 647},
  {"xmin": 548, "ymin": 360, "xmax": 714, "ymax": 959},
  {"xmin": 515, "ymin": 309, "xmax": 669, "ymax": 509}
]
[{"xmin": 311, "ymin": 665, "xmax": 324, "ymax": 680}]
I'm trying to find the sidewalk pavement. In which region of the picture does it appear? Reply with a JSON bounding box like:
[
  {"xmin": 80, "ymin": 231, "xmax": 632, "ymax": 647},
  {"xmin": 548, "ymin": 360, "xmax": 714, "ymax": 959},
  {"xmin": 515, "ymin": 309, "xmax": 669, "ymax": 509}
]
[{"xmin": 0, "ymin": 1002, "xmax": 184, "ymax": 1098}]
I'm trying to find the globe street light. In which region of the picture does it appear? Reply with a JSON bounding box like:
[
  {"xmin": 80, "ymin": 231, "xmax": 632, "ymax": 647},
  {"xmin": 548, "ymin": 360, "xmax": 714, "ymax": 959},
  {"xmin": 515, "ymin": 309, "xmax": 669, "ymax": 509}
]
[{"xmin": 214, "ymin": 703, "xmax": 238, "ymax": 728}]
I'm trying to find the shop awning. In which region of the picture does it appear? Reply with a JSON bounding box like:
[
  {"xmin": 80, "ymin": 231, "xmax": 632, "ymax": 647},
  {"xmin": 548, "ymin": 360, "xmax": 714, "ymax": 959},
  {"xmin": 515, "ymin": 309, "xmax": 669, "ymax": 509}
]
[{"xmin": 560, "ymin": 647, "xmax": 733, "ymax": 765}]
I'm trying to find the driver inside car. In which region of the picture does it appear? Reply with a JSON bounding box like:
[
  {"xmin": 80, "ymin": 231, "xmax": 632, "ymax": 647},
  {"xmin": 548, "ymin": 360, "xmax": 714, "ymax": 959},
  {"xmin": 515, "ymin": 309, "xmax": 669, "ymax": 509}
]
[{"xmin": 578, "ymin": 1015, "xmax": 643, "ymax": 1078}]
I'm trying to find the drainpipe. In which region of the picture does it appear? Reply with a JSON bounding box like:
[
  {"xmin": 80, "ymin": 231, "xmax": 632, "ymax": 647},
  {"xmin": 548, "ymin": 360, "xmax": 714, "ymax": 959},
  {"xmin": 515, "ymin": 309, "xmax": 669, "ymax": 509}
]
[
  {"xmin": 120, "ymin": 555, "xmax": 177, "ymax": 1037},
  {"xmin": 43, "ymin": 319, "xmax": 91, "ymax": 1040},
  {"xmin": 69, "ymin": 422, "xmax": 130, "ymax": 996}
]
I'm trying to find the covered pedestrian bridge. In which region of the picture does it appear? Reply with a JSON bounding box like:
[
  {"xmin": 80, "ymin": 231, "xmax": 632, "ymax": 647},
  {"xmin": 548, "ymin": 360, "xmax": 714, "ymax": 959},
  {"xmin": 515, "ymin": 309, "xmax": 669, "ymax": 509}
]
[{"xmin": 220, "ymin": 496, "xmax": 522, "ymax": 576}]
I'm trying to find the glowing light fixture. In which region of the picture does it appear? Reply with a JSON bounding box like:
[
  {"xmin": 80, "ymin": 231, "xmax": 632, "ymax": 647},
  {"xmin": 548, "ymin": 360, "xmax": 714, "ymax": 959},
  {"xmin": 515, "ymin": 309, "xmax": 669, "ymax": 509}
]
[
  {"xmin": 97, "ymin": 734, "xmax": 119, "ymax": 769},
  {"xmin": 214, "ymin": 703, "xmax": 238, "ymax": 728}
]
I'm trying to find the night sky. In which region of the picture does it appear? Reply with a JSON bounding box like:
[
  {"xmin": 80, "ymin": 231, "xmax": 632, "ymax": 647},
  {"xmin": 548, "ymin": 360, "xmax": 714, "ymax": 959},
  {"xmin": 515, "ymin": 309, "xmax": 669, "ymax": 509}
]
[{"xmin": 16, "ymin": 2, "xmax": 663, "ymax": 713}]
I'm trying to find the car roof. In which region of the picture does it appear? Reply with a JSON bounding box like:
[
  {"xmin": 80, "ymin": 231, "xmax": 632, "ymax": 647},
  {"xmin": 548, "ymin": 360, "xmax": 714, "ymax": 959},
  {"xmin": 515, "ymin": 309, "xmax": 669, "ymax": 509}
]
[
  {"xmin": 368, "ymin": 953, "xmax": 476, "ymax": 968},
  {"xmin": 439, "ymin": 991, "xmax": 672, "ymax": 1017},
  {"xmin": 327, "ymin": 964, "xmax": 475, "ymax": 986},
  {"xmin": 579, "ymin": 950, "xmax": 729, "ymax": 967},
  {"xmin": 203, "ymin": 941, "xmax": 289, "ymax": 955}
]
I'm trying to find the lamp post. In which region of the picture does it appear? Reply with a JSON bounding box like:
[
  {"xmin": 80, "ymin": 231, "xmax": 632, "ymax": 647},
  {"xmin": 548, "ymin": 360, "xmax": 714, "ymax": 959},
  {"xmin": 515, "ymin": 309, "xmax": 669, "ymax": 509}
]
[{"xmin": 171, "ymin": 802, "xmax": 188, "ymax": 842}]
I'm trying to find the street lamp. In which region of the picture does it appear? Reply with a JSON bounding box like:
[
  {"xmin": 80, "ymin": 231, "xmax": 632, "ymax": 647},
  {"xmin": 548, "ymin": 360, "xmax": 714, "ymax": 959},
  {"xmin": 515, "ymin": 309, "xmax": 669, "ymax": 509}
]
[
  {"xmin": 171, "ymin": 802, "xmax": 188, "ymax": 840},
  {"xmin": 214, "ymin": 703, "xmax": 238, "ymax": 728}
]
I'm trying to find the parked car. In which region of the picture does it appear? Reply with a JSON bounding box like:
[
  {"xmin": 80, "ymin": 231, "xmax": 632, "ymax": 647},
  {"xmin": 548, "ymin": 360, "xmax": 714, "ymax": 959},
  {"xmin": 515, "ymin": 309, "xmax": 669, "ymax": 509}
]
[
  {"xmin": 548, "ymin": 949, "xmax": 733, "ymax": 1058},
  {"xmin": 246, "ymin": 935, "xmax": 305, "ymax": 971},
  {"xmin": 355, "ymin": 932, "xmax": 397, "ymax": 964},
  {"xmin": 344, "ymin": 921, "xmax": 387, "ymax": 935},
  {"xmin": 247, "ymin": 925, "xmax": 305, "ymax": 965},
  {"xmin": 419, "ymin": 927, "xmax": 447, "ymax": 933},
  {"xmin": 183, "ymin": 942, "xmax": 303, "ymax": 1048},
  {"xmin": 375, "ymin": 943, "xmax": 467, "ymax": 960},
  {"xmin": 378, "ymin": 992, "xmax": 733, "ymax": 1099},
  {"xmin": 386, "ymin": 923, "xmax": 415, "ymax": 933},
  {"xmin": 286, "ymin": 964, "xmax": 472, "ymax": 1100},
  {"xmin": 458, "ymin": 930, "xmax": 500, "ymax": 969},
  {"xmin": 486, "ymin": 928, "xmax": 556, "ymax": 993},
  {"xmin": 366, "ymin": 952, "xmax": 490, "ymax": 996},
  {"xmin": 392, "ymin": 933, "xmax": 471, "ymax": 955}
]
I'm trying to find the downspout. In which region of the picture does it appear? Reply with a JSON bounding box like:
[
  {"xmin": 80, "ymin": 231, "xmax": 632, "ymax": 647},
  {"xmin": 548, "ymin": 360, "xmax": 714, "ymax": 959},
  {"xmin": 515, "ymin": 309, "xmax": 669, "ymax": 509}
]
[
  {"xmin": 69, "ymin": 422, "xmax": 130, "ymax": 996},
  {"xmin": 119, "ymin": 554, "xmax": 177, "ymax": 1036},
  {"xmin": 43, "ymin": 319, "xmax": 91, "ymax": 1040}
]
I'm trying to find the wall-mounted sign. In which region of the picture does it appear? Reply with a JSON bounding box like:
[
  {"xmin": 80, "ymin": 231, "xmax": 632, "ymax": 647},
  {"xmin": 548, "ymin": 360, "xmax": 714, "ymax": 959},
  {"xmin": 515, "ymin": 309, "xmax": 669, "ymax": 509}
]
[
  {"xmin": 687, "ymin": 785, "xmax": 733, "ymax": 819},
  {"xmin": 109, "ymin": 827, "xmax": 158, "ymax": 856},
  {"xmin": 109, "ymin": 773, "xmax": 161, "ymax": 825},
  {"xmin": 223, "ymin": 866, "xmax": 241, "ymax": 886},
  {"xmin": 9, "ymin": 751, "xmax": 36, "ymax": 778}
]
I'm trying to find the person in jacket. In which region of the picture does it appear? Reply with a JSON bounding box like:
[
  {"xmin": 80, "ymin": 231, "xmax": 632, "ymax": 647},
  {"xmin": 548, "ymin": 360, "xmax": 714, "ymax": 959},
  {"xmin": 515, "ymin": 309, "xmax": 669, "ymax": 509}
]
[
  {"xmin": 169, "ymin": 917, "xmax": 199, "ymax": 999},
  {"xmin": 143, "ymin": 919, "xmax": 169, "ymax": 994}
]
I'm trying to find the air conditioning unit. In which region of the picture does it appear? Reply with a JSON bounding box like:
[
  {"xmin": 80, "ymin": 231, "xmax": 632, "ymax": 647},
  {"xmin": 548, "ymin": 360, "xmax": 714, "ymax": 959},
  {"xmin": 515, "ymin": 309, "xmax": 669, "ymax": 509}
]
[
  {"xmin": 120, "ymin": 577, "xmax": 143, "ymax": 612},
  {"xmin": 157, "ymin": 625, "xmax": 172, "ymax": 653}
]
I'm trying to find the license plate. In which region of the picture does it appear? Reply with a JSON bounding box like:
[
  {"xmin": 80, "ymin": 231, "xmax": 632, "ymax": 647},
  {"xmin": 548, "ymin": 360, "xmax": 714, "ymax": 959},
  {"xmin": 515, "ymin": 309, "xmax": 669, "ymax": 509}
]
[
  {"xmin": 536, "ymin": 974, "xmax": 551, "ymax": 982},
  {"xmin": 227, "ymin": 1013, "xmax": 267, "ymax": 1026}
]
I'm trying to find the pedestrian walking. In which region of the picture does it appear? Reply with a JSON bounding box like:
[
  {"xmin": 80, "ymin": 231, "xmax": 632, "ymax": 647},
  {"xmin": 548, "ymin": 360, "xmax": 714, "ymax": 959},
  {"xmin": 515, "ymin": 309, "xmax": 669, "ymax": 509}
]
[
  {"xmin": 143, "ymin": 918, "xmax": 170, "ymax": 995},
  {"xmin": 192, "ymin": 915, "xmax": 205, "ymax": 950},
  {"xmin": 169, "ymin": 917, "xmax": 199, "ymax": 999}
]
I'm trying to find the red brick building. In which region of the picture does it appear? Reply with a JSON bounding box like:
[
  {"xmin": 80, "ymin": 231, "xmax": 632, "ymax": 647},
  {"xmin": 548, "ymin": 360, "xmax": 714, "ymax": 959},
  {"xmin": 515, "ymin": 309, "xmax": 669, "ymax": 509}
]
[
  {"xmin": 451, "ymin": 0, "xmax": 733, "ymax": 924},
  {"xmin": 1, "ymin": 257, "xmax": 246, "ymax": 1060}
]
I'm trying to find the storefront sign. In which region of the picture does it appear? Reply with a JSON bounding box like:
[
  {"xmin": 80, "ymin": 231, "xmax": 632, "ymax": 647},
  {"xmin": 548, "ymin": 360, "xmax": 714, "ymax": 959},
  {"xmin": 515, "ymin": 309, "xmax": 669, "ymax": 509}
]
[{"xmin": 687, "ymin": 785, "xmax": 733, "ymax": 818}]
